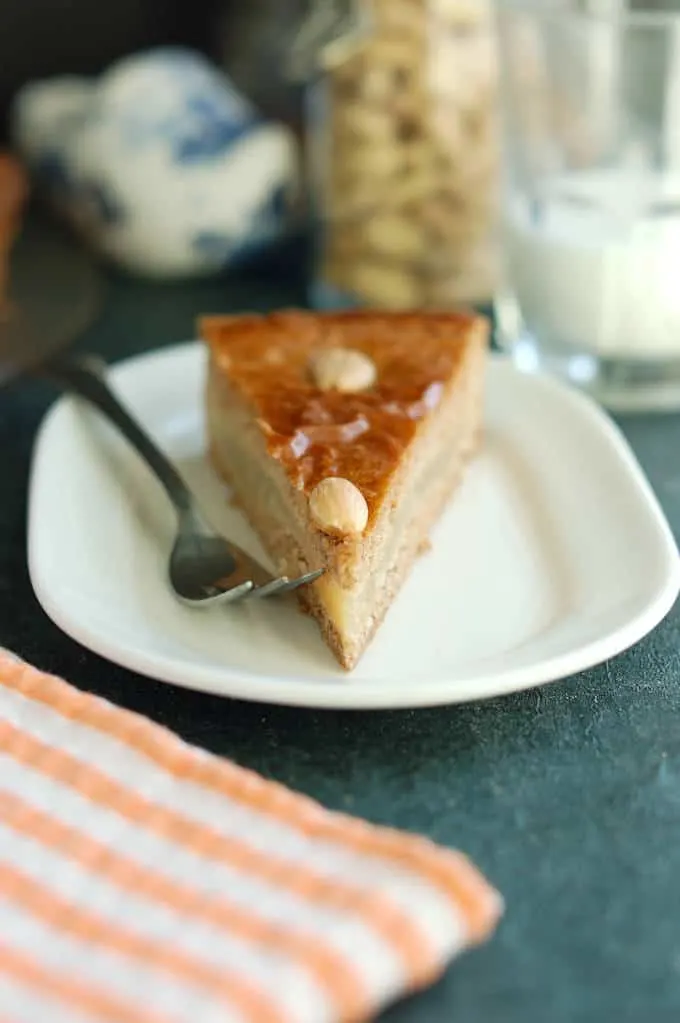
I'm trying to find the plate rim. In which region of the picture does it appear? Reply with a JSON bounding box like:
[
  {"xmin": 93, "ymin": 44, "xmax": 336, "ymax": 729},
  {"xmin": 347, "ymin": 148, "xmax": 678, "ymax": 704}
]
[{"xmin": 27, "ymin": 342, "xmax": 680, "ymax": 710}]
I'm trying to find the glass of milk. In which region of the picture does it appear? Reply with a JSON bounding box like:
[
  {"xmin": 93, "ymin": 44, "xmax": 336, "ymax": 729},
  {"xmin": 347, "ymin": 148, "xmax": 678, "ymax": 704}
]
[{"xmin": 495, "ymin": 0, "xmax": 680, "ymax": 410}]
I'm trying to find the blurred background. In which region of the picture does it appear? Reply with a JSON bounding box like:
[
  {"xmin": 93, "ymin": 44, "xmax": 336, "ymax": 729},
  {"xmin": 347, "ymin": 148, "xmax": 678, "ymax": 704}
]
[
  {"xmin": 0, "ymin": 0, "xmax": 313, "ymax": 139},
  {"xmin": 0, "ymin": 0, "xmax": 219, "ymax": 138},
  {"xmin": 0, "ymin": 0, "xmax": 499, "ymax": 305},
  {"xmin": 4, "ymin": 0, "xmax": 680, "ymax": 410}
]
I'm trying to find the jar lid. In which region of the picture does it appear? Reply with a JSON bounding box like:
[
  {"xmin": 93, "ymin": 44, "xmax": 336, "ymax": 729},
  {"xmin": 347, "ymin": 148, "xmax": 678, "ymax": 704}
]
[{"xmin": 287, "ymin": 0, "xmax": 372, "ymax": 81}]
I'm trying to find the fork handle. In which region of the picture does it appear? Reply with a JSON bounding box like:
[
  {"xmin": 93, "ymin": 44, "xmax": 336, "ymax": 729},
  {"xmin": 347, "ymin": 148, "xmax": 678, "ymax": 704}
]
[{"xmin": 45, "ymin": 354, "xmax": 196, "ymax": 515}]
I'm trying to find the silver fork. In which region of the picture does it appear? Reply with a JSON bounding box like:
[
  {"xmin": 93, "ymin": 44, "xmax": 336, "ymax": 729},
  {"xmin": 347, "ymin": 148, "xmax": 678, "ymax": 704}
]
[{"xmin": 45, "ymin": 354, "xmax": 323, "ymax": 605}]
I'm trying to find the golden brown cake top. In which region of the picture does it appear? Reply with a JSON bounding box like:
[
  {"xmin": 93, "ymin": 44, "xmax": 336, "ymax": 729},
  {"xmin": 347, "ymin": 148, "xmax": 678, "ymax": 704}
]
[{"xmin": 201, "ymin": 309, "xmax": 486, "ymax": 519}]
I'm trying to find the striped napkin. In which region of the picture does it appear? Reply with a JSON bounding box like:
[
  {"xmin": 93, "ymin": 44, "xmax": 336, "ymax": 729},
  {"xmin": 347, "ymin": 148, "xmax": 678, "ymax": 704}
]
[{"xmin": 0, "ymin": 650, "xmax": 502, "ymax": 1023}]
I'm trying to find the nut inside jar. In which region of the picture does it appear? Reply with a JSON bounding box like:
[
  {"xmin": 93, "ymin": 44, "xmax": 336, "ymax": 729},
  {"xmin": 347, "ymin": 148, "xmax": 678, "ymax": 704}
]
[{"xmin": 310, "ymin": 0, "xmax": 499, "ymax": 311}]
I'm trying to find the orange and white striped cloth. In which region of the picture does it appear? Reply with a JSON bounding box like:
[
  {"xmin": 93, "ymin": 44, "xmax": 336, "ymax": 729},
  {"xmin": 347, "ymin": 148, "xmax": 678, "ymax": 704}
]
[{"xmin": 0, "ymin": 650, "xmax": 502, "ymax": 1023}]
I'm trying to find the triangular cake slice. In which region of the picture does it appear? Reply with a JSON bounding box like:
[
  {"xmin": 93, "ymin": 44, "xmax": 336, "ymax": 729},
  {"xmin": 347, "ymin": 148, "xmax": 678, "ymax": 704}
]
[{"xmin": 200, "ymin": 310, "xmax": 488, "ymax": 670}]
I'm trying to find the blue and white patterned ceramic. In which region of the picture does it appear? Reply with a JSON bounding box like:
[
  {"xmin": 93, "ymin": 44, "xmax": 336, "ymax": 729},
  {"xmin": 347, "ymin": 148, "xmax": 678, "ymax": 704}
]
[{"xmin": 11, "ymin": 48, "xmax": 298, "ymax": 278}]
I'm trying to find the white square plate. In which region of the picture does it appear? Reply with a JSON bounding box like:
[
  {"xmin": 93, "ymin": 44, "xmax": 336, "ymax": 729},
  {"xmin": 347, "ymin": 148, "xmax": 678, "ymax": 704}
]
[{"xmin": 28, "ymin": 342, "xmax": 680, "ymax": 709}]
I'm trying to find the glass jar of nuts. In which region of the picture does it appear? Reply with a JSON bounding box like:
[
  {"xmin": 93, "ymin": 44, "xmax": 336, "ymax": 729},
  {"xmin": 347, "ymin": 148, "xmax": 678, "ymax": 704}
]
[{"xmin": 299, "ymin": 0, "xmax": 499, "ymax": 311}]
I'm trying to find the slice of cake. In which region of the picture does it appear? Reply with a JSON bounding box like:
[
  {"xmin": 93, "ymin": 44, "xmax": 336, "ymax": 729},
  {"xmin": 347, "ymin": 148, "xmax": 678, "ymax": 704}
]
[{"xmin": 201, "ymin": 310, "xmax": 488, "ymax": 670}]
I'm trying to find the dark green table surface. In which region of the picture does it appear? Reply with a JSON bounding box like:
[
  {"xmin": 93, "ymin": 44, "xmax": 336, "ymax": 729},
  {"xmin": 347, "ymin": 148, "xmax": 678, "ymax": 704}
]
[{"xmin": 1, "ymin": 239, "xmax": 680, "ymax": 1023}]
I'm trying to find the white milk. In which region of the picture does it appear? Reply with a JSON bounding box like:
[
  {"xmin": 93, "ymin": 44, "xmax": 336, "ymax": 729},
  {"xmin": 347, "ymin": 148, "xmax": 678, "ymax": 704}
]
[{"xmin": 504, "ymin": 170, "xmax": 680, "ymax": 359}]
